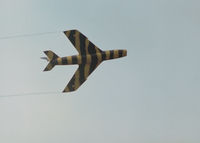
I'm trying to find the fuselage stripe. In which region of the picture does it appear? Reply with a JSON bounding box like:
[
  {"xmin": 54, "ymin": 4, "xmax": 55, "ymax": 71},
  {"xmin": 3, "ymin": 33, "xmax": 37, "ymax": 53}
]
[
  {"xmin": 88, "ymin": 42, "xmax": 98, "ymax": 74},
  {"xmin": 114, "ymin": 50, "xmax": 119, "ymax": 58},
  {"xmin": 62, "ymin": 57, "xmax": 68, "ymax": 64},
  {"xmin": 101, "ymin": 51, "xmax": 106, "ymax": 60},
  {"xmin": 72, "ymin": 56, "xmax": 78, "ymax": 64},
  {"xmin": 118, "ymin": 50, "xmax": 123, "ymax": 57},
  {"xmin": 67, "ymin": 56, "xmax": 72, "ymax": 64},
  {"xmin": 96, "ymin": 47, "xmax": 102, "ymax": 63},
  {"xmin": 77, "ymin": 55, "xmax": 82, "ymax": 64},
  {"xmin": 110, "ymin": 50, "xmax": 114, "ymax": 59},
  {"xmin": 122, "ymin": 50, "xmax": 126, "ymax": 56},
  {"xmin": 105, "ymin": 51, "xmax": 110, "ymax": 60},
  {"xmin": 57, "ymin": 58, "xmax": 62, "ymax": 65}
]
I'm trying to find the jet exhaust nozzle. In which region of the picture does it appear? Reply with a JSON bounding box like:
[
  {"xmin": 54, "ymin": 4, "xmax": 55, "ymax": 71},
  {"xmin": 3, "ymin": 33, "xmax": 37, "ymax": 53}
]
[{"xmin": 40, "ymin": 57, "xmax": 49, "ymax": 61}]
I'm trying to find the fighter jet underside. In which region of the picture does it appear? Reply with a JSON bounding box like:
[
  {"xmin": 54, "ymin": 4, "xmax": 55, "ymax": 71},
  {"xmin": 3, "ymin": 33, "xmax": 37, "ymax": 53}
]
[{"xmin": 42, "ymin": 29, "xmax": 127, "ymax": 92}]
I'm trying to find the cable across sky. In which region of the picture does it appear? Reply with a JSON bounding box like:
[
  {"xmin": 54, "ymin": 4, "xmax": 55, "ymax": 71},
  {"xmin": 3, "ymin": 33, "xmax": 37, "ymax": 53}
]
[
  {"xmin": 0, "ymin": 31, "xmax": 61, "ymax": 40},
  {"xmin": 0, "ymin": 91, "xmax": 63, "ymax": 98}
]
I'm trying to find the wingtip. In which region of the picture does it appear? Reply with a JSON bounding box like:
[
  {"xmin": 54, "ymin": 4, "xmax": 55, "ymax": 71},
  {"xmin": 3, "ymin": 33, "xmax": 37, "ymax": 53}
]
[
  {"xmin": 62, "ymin": 89, "xmax": 70, "ymax": 93},
  {"xmin": 62, "ymin": 90, "xmax": 69, "ymax": 93},
  {"xmin": 63, "ymin": 29, "xmax": 79, "ymax": 37},
  {"xmin": 41, "ymin": 57, "xmax": 49, "ymax": 61},
  {"xmin": 62, "ymin": 87, "xmax": 77, "ymax": 93},
  {"xmin": 62, "ymin": 89, "xmax": 66, "ymax": 93},
  {"xmin": 43, "ymin": 51, "xmax": 49, "ymax": 54}
]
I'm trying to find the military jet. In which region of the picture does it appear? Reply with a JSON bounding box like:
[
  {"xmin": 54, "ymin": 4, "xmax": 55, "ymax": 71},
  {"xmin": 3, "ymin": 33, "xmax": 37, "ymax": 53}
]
[{"xmin": 42, "ymin": 29, "xmax": 127, "ymax": 92}]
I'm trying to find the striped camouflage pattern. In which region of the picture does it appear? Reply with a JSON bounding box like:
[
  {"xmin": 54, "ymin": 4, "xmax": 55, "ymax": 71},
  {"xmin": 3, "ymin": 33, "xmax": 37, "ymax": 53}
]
[{"xmin": 43, "ymin": 29, "xmax": 127, "ymax": 92}]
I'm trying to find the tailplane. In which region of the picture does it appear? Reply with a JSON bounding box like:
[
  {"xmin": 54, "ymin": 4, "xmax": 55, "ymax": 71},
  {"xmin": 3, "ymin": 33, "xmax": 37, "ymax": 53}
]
[
  {"xmin": 44, "ymin": 50, "xmax": 59, "ymax": 61},
  {"xmin": 42, "ymin": 50, "xmax": 59, "ymax": 71}
]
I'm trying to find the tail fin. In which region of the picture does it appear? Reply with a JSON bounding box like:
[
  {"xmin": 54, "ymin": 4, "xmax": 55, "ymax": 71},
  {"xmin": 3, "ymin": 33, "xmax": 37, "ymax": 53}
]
[
  {"xmin": 43, "ymin": 50, "xmax": 59, "ymax": 71},
  {"xmin": 44, "ymin": 50, "xmax": 59, "ymax": 61},
  {"xmin": 44, "ymin": 62, "xmax": 55, "ymax": 71}
]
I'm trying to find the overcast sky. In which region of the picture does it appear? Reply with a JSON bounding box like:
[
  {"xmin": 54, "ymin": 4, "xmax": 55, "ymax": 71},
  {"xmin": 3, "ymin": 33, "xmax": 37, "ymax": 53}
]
[{"xmin": 0, "ymin": 0, "xmax": 200, "ymax": 143}]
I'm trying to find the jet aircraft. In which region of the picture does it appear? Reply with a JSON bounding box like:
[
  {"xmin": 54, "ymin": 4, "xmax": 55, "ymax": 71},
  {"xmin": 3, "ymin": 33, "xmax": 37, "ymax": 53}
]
[{"xmin": 42, "ymin": 29, "xmax": 127, "ymax": 92}]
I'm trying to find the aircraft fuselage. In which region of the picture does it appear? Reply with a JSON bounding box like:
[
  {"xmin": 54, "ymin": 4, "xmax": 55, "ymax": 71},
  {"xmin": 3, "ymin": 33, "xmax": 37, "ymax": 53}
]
[
  {"xmin": 42, "ymin": 29, "xmax": 127, "ymax": 92},
  {"xmin": 52, "ymin": 49, "xmax": 127, "ymax": 66}
]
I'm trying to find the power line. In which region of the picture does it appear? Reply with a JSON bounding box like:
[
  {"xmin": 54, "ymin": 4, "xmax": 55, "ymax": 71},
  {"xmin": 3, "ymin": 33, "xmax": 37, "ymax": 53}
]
[
  {"xmin": 0, "ymin": 31, "xmax": 61, "ymax": 40},
  {"xmin": 0, "ymin": 91, "xmax": 63, "ymax": 98},
  {"xmin": 0, "ymin": 30, "xmax": 67, "ymax": 97}
]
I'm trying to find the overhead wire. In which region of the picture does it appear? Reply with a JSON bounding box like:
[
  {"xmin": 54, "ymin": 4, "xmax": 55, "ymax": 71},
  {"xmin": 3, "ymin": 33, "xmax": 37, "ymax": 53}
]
[
  {"xmin": 0, "ymin": 91, "xmax": 63, "ymax": 98},
  {"xmin": 0, "ymin": 30, "xmax": 65, "ymax": 97},
  {"xmin": 0, "ymin": 30, "xmax": 62, "ymax": 40}
]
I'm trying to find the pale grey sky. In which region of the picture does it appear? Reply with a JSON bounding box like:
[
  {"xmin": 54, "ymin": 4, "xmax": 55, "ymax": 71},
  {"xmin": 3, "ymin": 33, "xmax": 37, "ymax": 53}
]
[{"xmin": 0, "ymin": 0, "xmax": 200, "ymax": 143}]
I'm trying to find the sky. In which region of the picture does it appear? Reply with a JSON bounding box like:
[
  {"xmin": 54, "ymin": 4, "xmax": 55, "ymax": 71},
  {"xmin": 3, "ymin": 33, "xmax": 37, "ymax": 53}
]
[{"xmin": 0, "ymin": 0, "xmax": 200, "ymax": 143}]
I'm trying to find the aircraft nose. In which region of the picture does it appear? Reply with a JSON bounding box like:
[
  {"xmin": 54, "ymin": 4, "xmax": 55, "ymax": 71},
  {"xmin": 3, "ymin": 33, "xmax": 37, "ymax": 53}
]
[{"xmin": 123, "ymin": 50, "xmax": 127, "ymax": 57}]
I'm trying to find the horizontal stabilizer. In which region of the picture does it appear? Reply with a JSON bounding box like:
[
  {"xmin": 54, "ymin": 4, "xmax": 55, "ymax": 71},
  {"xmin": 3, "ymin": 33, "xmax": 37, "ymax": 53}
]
[
  {"xmin": 43, "ymin": 62, "xmax": 55, "ymax": 71},
  {"xmin": 40, "ymin": 57, "xmax": 49, "ymax": 61},
  {"xmin": 43, "ymin": 50, "xmax": 59, "ymax": 71},
  {"xmin": 44, "ymin": 50, "xmax": 59, "ymax": 61}
]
